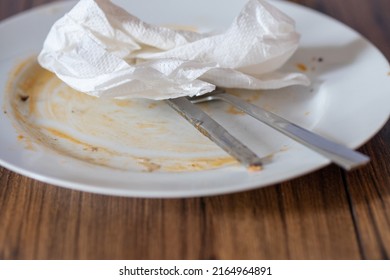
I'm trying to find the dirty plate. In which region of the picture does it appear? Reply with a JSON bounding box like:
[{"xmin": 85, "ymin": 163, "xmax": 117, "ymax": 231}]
[{"xmin": 0, "ymin": 0, "xmax": 389, "ymax": 197}]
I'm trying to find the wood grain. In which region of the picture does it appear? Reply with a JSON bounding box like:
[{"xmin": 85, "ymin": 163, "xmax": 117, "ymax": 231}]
[{"xmin": 0, "ymin": 0, "xmax": 389, "ymax": 260}]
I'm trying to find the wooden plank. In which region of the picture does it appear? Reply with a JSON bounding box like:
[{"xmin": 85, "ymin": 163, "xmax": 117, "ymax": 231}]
[
  {"xmin": 0, "ymin": 167, "xmax": 361, "ymax": 259},
  {"xmin": 345, "ymin": 136, "xmax": 390, "ymax": 259}
]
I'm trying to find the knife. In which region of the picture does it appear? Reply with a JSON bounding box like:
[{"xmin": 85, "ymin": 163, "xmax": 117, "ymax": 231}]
[{"xmin": 166, "ymin": 97, "xmax": 263, "ymax": 171}]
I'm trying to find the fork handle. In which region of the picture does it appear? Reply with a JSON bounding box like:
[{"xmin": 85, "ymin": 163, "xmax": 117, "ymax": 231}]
[{"xmin": 215, "ymin": 93, "xmax": 370, "ymax": 170}]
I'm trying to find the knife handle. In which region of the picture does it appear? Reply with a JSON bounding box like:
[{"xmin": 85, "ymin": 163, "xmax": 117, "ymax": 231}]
[{"xmin": 167, "ymin": 97, "xmax": 263, "ymax": 171}]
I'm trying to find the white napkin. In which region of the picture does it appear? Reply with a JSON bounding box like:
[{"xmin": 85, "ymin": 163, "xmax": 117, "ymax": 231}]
[{"xmin": 38, "ymin": 0, "xmax": 309, "ymax": 100}]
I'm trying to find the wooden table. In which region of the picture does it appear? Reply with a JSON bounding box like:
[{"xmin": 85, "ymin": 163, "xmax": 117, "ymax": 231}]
[{"xmin": 0, "ymin": 0, "xmax": 389, "ymax": 260}]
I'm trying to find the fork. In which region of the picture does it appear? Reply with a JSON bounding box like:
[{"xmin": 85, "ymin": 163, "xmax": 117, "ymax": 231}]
[{"xmin": 189, "ymin": 88, "xmax": 370, "ymax": 170}]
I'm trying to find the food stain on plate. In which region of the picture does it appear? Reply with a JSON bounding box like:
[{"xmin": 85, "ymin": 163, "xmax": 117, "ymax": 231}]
[{"xmin": 5, "ymin": 57, "xmax": 239, "ymax": 172}]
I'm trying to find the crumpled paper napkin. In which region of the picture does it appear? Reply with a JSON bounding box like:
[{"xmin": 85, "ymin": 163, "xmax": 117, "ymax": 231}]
[{"xmin": 38, "ymin": 0, "xmax": 309, "ymax": 100}]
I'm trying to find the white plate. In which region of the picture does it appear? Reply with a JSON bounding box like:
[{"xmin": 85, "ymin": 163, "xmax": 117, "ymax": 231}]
[{"xmin": 0, "ymin": 0, "xmax": 389, "ymax": 198}]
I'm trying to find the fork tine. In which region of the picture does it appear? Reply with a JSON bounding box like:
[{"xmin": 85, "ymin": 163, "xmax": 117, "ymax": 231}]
[{"xmin": 188, "ymin": 88, "xmax": 225, "ymax": 103}]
